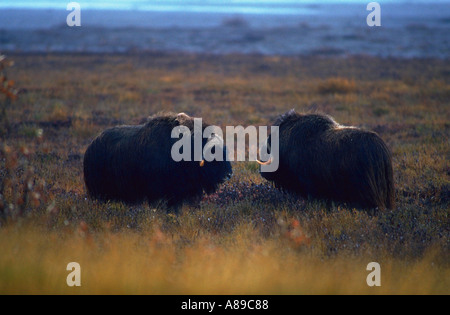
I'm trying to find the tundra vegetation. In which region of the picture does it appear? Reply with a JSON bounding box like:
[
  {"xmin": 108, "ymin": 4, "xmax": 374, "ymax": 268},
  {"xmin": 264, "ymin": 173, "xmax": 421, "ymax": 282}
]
[{"xmin": 0, "ymin": 53, "xmax": 448, "ymax": 294}]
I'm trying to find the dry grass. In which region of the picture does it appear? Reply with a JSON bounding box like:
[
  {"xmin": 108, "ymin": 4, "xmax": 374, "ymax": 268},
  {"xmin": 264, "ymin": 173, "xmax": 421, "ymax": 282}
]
[
  {"xmin": 0, "ymin": 53, "xmax": 449, "ymax": 295},
  {"xmin": 316, "ymin": 77, "xmax": 357, "ymax": 95},
  {"xmin": 0, "ymin": 223, "xmax": 447, "ymax": 295}
]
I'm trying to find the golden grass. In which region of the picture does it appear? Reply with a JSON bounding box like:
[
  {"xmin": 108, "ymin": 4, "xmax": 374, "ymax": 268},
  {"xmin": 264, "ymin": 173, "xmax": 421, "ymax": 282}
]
[
  {"xmin": 316, "ymin": 77, "xmax": 357, "ymax": 95},
  {"xmin": 0, "ymin": 224, "xmax": 447, "ymax": 295}
]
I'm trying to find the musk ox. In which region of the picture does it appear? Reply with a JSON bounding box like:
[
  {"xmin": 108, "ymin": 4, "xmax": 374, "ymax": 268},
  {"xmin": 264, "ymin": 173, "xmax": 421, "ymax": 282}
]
[
  {"xmin": 83, "ymin": 112, "xmax": 232, "ymax": 212},
  {"xmin": 258, "ymin": 110, "xmax": 394, "ymax": 209}
]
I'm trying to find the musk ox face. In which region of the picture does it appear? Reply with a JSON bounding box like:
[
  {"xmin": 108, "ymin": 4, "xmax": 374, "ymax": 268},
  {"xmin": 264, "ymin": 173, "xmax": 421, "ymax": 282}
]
[
  {"xmin": 83, "ymin": 112, "xmax": 232, "ymax": 212},
  {"xmin": 259, "ymin": 110, "xmax": 395, "ymax": 210},
  {"xmin": 195, "ymin": 131, "xmax": 233, "ymax": 195}
]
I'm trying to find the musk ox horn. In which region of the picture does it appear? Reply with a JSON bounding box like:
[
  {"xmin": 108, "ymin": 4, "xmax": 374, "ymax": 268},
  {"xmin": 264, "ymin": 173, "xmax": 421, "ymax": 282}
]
[
  {"xmin": 176, "ymin": 112, "xmax": 190, "ymax": 123},
  {"xmin": 259, "ymin": 110, "xmax": 395, "ymax": 210},
  {"xmin": 83, "ymin": 112, "xmax": 232, "ymax": 213},
  {"xmin": 256, "ymin": 157, "xmax": 272, "ymax": 165}
]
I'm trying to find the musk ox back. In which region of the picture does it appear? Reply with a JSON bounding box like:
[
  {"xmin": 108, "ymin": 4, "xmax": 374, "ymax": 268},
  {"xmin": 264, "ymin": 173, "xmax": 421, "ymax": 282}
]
[
  {"xmin": 259, "ymin": 110, "xmax": 394, "ymax": 209},
  {"xmin": 83, "ymin": 112, "xmax": 232, "ymax": 211}
]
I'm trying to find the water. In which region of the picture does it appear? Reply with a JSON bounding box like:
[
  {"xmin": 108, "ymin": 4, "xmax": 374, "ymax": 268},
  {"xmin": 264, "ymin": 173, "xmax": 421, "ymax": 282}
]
[
  {"xmin": 0, "ymin": 1, "xmax": 449, "ymax": 57},
  {"xmin": 0, "ymin": 0, "xmax": 448, "ymax": 11},
  {"xmin": 0, "ymin": 0, "xmax": 319, "ymax": 15}
]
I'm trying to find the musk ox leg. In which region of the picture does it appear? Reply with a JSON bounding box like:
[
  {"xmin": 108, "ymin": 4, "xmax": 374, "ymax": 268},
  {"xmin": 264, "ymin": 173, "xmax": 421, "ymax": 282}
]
[
  {"xmin": 146, "ymin": 196, "xmax": 182, "ymax": 214},
  {"xmin": 325, "ymin": 199, "xmax": 334, "ymax": 211},
  {"xmin": 165, "ymin": 193, "xmax": 202, "ymax": 214},
  {"xmin": 184, "ymin": 194, "xmax": 202, "ymax": 209},
  {"xmin": 166, "ymin": 197, "xmax": 183, "ymax": 214}
]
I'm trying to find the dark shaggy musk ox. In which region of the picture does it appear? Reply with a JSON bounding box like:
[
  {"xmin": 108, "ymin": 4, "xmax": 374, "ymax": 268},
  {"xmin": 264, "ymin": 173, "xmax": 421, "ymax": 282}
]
[
  {"xmin": 258, "ymin": 110, "xmax": 394, "ymax": 210},
  {"xmin": 83, "ymin": 112, "xmax": 232, "ymax": 212}
]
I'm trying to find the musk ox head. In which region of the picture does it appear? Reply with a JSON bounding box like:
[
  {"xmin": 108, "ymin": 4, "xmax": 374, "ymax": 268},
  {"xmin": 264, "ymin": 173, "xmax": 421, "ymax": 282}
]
[
  {"xmin": 83, "ymin": 112, "xmax": 232, "ymax": 212},
  {"xmin": 258, "ymin": 110, "xmax": 394, "ymax": 210}
]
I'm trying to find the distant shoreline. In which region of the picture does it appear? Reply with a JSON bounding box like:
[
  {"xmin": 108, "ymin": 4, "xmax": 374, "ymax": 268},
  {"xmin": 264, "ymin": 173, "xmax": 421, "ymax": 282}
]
[
  {"xmin": 1, "ymin": 4, "xmax": 449, "ymax": 58},
  {"xmin": 2, "ymin": 51, "xmax": 447, "ymax": 63}
]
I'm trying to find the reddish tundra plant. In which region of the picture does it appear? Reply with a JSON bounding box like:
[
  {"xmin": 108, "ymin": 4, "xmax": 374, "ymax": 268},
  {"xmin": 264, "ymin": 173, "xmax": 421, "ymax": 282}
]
[
  {"xmin": 0, "ymin": 56, "xmax": 46, "ymax": 224},
  {"xmin": 0, "ymin": 55, "xmax": 18, "ymax": 135}
]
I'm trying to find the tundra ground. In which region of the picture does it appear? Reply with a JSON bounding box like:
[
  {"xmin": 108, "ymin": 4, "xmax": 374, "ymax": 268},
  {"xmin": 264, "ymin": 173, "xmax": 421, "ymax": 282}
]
[{"xmin": 0, "ymin": 53, "xmax": 448, "ymax": 294}]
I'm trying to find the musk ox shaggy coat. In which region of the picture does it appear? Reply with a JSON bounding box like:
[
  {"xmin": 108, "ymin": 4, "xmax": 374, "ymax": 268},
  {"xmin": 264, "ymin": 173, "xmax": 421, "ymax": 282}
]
[
  {"xmin": 260, "ymin": 110, "xmax": 394, "ymax": 209},
  {"xmin": 83, "ymin": 112, "xmax": 232, "ymax": 210}
]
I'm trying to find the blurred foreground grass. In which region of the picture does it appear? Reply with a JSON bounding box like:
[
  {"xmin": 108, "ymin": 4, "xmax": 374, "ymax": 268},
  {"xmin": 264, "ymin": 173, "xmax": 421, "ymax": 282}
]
[
  {"xmin": 0, "ymin": 53, "xmax": 448, "ymax": 294},
  {"xmin": 0, "ymin": 222, "xmax": 447, "ymax": 295}
]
